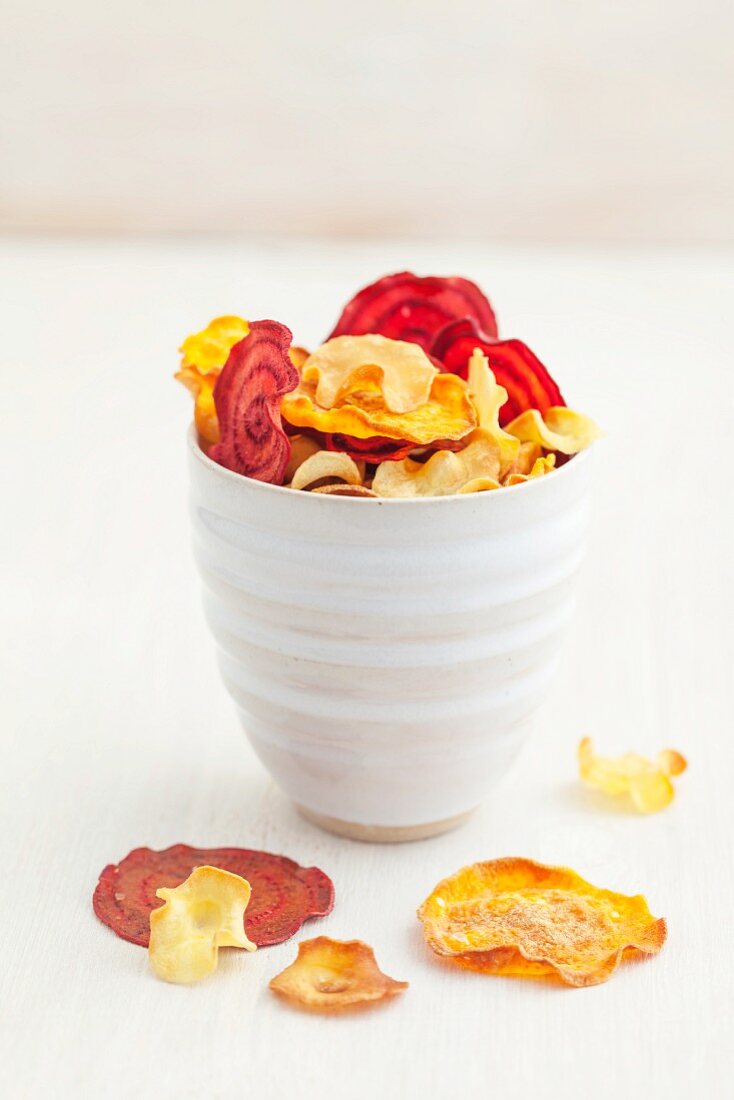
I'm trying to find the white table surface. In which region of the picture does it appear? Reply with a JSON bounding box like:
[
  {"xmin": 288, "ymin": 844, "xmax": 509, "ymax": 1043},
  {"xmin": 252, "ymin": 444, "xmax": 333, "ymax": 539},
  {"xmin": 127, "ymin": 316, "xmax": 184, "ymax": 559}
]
[{"xmin": 2, "ymin": 237, "xmax": 732, "ymax": 1100}]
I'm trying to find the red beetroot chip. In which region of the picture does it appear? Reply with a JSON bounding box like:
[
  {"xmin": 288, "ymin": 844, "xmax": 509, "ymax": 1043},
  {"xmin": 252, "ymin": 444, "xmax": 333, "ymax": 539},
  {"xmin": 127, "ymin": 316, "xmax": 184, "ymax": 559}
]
[
  {"xmin": 326, "ymin": 433, "xmax": 415, "ymax": 464},
  {"xmin": 93, "ymin": 844, "xmax": 334, "ymax": 948},
  {"xmin": 209, "ymin": 320, "xmax": 299, "ymax": 484},
  {"xmin": 327, "ymin": 272, "xmax": 498, "ymax": 352},
  {"xmin": 431, "ymin": 318, "xmax": 566, "ymax": 426}
]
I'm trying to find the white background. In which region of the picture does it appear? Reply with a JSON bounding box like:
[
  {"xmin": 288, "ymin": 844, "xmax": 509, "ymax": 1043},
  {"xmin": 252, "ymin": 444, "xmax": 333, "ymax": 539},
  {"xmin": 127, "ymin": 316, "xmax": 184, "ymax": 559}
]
[
  {"xmin": 2, "ymin": 0, "xmax": 733, "ymax": 243},
  {"xmin": 1, "ymin": 238, "xmax": 733, "ymax": 1098}
]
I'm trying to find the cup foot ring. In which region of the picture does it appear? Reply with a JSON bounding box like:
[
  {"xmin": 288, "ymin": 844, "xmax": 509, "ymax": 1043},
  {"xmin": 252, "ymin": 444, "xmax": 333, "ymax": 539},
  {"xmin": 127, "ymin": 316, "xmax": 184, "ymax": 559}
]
[{"xmin": 296, "ymin": 804, "xmax": 476, "ymax": 843}]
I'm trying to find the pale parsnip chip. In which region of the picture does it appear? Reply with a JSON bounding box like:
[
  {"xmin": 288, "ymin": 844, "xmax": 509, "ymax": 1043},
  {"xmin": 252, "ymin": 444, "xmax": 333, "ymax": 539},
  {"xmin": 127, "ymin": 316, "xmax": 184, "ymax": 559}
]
[
  {"xmin": 284, "ymin": 434, "xmax": 322, "ymax": 483},
  {"xmin": 148, "ymin": 866, "xmax": 256, "ymax": 985},
  {"xmin": 578, "ymin": 737, "xmax": 687, "ymax": 813},
  {"xmin": 505, "ymin": 406, "xmax": 602, "ymax": 455},
  {"xmin": 290, "ymin": 450, "xmax": 363, "ymax": 491},
  {"xmin": 302, "ymin": 335, "xmax": 437, "ymax": 413},
  {"xmin": 467, "ymin": 349, "xmax": 521, "ymax": 464},
  {"xmin": 373, "ymin": 428, "xmax": 502, "ymax": 498}
]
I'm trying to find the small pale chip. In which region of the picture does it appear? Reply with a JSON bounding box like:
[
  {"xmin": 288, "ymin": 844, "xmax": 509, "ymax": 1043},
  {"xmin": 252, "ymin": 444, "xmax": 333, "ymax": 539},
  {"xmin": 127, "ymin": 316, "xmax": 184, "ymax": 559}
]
[
  {"xmin": 149, "ymin": 866, "xmax": 257, "ymax": 985},
  {"xmin": 290, "ymin": 450, "xmax": 363, "ymax": 491},
  {"xmin": 373, "ymin": 428, "xmax": 502, "ymax": 498},
  {"xmin": 269, "ymin": 936, "xmax": 408, "ymax": 1011},
  {"xmin": 302, "ymin": 335, "xmax": 438, "ymax": 413},
  {"xmin": 505, "ymin": 406, "xmax": 602, "ymax": 455},
  {"xmin": 418, "ymin": 857, "xmax": 666, "ymax": 987},
  {"xmin": 578, "ymin": 737, "xmax": 687, "ymax": 813},
  {"xmin": 281, "ymin": 372, "xmax": 476, "ymax": 445},
  {"xmin": 467, "ymin": 350, "xmax": 521, "ymax": 464}
]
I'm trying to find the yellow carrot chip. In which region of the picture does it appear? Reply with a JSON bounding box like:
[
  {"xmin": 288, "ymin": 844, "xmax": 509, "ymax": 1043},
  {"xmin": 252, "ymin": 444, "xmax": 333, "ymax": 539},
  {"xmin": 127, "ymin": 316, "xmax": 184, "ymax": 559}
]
[
  {"xmin": 504, "ymin": 453, "xmax": 556, "ymax": 486},
  {"xmin": 179, "ymin": 315, "xmax": 250, "ymax": 376},
  {"xmin": 373, "ymin": 428, "xmax": 502, "ymax": 498},
  {"xmin": 302, "ymin": 335, "xmax": 437, "ymax": 413},
  {"xmin": 290, "ymin": 450, "xmax": 363, "ymax": 491},
  {"xmin": 149, "ymin": 866, "xmax": 256, "ymax": 985},
  {"xmin": 281, "ymin": 373, "xmax": 476, "ymax": 445},
  {"xmin": 578, "ymin": 737, "xmax": 687, "ymax": 813},
  {"xmin": 175, "ymin": 365, "xmax": 220, "ymax": 445},
  {"xmin": 269, "ymin": 936, "xmax": 408, "ymax": 1011},
  {"xmin": 176, "ymin": 316, "xmax": 251, "ymax": 446},
  {"xmin": 418, "ymin": 858, "xmax": 666, "ymax": 987},
  {"xmin": 505, "ymin": 406, "xmax": 602, "ymax": 455}
]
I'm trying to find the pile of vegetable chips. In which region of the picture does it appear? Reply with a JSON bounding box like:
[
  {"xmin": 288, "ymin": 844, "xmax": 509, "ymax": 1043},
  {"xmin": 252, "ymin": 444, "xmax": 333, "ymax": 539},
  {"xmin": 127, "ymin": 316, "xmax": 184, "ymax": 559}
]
[{"xmin": 176, "ymin": 272, "xmax": 600, "ymax": 497}]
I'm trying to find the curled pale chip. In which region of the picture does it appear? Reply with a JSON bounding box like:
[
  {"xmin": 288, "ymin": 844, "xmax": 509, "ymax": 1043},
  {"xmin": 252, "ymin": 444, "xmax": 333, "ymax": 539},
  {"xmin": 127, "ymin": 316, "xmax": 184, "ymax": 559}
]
[
  {"xmin": 269, "ymin": 937, "xmax": 408, "ymax": 1011},
  {"xmin": 281, "ymin": 372, "xmax": 476, "ymax": 445},
  {"xmin": 467, "ymin": 349, "xmax": 521, "ymax": 465},
  {"xmin": 373, "ymin": 429, "xmax": 502, "ymax": 498},
  {"xmin": 505, "ymin": 407, "xmax": 602, "ymax": 455},
  {"xmin": 432, "ymin": 318, "xmax": 565, "ymax": 425},
  {"xmin": 93, "ymin": 844, "xmax": 334, "ymax": 948},
  {"xmin": 302, "ymin": 335, "xmax": 437, "ymax": 413},
  {"xmin": 578, "ymin": 737, "xmax": 687, "ymax": 813},
  {"xmin": 209, "ymin": 320, "xmax": 300, "ymax": 484},
  {"xmin": 149, "ymin": 866, "xmax": 256, "ymax": 984},
  {"xmin": 284, "ymin": 433, "xmax": 322, "ymax": 483},
  {"xmin": 290, "ymin": 450, "xmax": 363, "ymax": 491},
  {"xmin": 327, "ymin": 271, "xmax": 498, "ymax": 351},
  {"xmin": 418, "ymin": 857, "xmax": 666, "ymax": 987}
]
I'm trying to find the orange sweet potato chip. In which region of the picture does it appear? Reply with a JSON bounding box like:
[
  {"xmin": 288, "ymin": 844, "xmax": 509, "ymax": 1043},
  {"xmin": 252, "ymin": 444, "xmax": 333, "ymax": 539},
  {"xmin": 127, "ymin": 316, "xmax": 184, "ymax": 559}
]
[
  {"xmin": 281, "ymin": 373, "xmax": 476, "ymax": 445},
  {"xmin": 578, "ymin": 737, "xmax": 687, "ymax": 813},
  {"xmin": 269, "ymin": 936, "xmax": 408, "ymax": 1011},
  {"xmin": 418, "ymin": 857, "xmax": 666, "ymax": 987}
]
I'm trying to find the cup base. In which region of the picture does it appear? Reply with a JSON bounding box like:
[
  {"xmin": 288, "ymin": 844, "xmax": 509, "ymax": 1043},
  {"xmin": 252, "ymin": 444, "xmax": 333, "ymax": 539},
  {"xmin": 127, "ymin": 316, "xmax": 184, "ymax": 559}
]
[{"xmin": 296, "ymin": 804, "xmax": 476, "ymax": 843}]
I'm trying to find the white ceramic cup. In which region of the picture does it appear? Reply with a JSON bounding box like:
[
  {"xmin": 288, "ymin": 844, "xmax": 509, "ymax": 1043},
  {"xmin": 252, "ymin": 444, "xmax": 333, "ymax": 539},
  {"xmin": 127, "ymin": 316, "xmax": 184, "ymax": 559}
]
[{"xmin": 188, "ymin": 427, "xmax": 593, "ymax": 841}]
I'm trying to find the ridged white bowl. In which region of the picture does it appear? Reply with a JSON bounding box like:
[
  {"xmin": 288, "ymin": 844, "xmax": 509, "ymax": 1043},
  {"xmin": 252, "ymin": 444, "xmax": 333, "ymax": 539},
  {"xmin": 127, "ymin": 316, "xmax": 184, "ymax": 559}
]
[{"xmin": 188, "ymin": 427, "xmax": 593, "ymax": 840}]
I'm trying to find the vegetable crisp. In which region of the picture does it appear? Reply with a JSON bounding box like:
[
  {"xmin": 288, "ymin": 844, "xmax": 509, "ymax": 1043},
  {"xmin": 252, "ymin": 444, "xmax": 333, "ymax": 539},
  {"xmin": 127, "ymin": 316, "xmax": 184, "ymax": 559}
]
[{"xmin": 176, "ymin": 271, "xmax": 600, "ymax": 497}]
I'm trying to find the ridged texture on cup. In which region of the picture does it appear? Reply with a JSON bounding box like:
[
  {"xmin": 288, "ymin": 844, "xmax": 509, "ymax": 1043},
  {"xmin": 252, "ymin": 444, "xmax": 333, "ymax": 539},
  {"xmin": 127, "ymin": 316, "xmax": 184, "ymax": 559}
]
[{"xmin": 189, "ymin": 429, "xmax": 592, "ymax": 829}]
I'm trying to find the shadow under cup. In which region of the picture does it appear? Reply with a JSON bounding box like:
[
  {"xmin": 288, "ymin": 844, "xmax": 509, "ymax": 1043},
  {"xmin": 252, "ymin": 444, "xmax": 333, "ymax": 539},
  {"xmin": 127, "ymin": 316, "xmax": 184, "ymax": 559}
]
[{"xmin": 188, "ymin": 427, "xmax": 593, "ymax": 842}]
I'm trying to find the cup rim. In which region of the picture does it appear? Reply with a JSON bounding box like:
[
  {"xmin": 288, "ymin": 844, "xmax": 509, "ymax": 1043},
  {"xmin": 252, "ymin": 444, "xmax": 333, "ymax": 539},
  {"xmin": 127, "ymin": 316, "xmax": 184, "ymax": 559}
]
[{"xmin": 187, "ymin": 424, "xmax": 593, "ymax": 505}]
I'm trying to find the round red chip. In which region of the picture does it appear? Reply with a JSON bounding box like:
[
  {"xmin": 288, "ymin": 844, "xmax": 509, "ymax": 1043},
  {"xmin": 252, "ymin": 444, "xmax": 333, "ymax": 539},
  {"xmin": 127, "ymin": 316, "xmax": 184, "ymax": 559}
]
[
  {"xmin": 431, "ymin": 318, "xmax": 566, "ymax": 426},
  {"xmin": 93, "ymin": 844, "xmax": 335, "ymax": 948},
  {"xmin": 209, "ymin": 319, "xmax": 299, "ymax": 484},
  {"xmin": 326, "ymin": 272, "xmax": 498, "ymax": 352}
]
